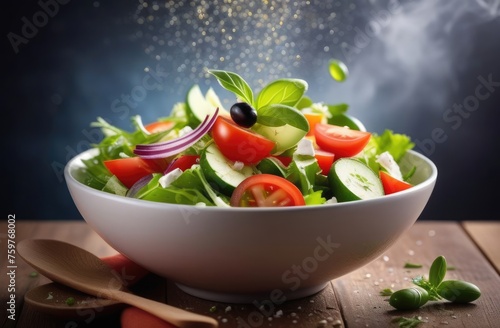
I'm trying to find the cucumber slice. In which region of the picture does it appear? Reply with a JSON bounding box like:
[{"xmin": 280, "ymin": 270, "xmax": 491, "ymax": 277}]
[
  {"xmin": 253, "ymin": 124, "xmax": 307, "ymax": 154},
  {"xmin": 186, "ymin": 85, "xmax": 228, "ymax": 126},
  {"xmin": 328, "ymin": 158, "xmax": 383, "ymax": 202},
  {"xmin": 200, "ymin": 144, "xmax": 253, "ymax": 195}
]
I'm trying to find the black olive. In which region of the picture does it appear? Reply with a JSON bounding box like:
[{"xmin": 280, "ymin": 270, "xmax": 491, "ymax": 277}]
[{"xmin": 230, "ymin": 102, "xmax": 257, "ymax": 128}]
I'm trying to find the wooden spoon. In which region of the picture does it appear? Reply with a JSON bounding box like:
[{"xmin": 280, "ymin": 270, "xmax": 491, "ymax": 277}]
[
  {"xmin": 25, "ymin": 282, "xmax": 124, "ymax": 318},
  {"xmin": 18, "ymin": 239, "xmax": 218, "ymax": 328}
]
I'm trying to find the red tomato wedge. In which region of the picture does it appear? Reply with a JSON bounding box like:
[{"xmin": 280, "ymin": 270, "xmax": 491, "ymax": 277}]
[
  {"xmin": 144, "ymin": 121, "xmax": 174, "ymax": 134},
  {"xmin": 379, "ymin": 171, "xmax": 413, "ymax": 195},
  {"xmin": 104, "ymin": 157, "xmax": 169, "ymax": 188},
  {"xmin": 230, "ymin": 174, "xmax": 305, "ymax": 207},
  {"xmin": 164, "ymin": 155, "xmax": 199, "ymax": 174},
  {"xmin": 314, "ymin": 123, "xmax": 371, "ymax": 158},
  {"xmin": 211, "ymin": 116, "xmax": 275, "ymax": 165},
  {"xmin": 271, "ymin": 155, "xmax": 292, "ymax": 167},
  {"xmin": 314, "ymin": 149, "xmax": 335, "ymax": 175}
]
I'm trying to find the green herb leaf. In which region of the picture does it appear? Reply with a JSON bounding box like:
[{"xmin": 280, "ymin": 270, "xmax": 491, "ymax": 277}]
[
  {"xmin": 391, "ymin": 316, "xmax": 426, "ymax": 328},
  {"xmin": 412, "ymin": 275, "xmax": 442, "ymax": 301},
  {"xmin": 208, "ymin": 69, "xmax": 254, "ymax": 105},
  {"xmin": 404, "ymin": 262, "xmax": 423, "ymax": 269},
  {"xmin": 304, "ymin": 190, "xmax": 326, "ymax": 205},
  {"xmin": 65, "ymin": 297, "xmax": 76, "ymax": 306},
  {"xmin": 257, "ymin": 104, "xmax": 309, "ymax": 131},
  {"xmin": 429, "ymin": 255, "xmax": 447, "ymax": 287},
  {"xmin": 256, "ymin": 78, "xmax": 308, "ymax": 109},
  {"xmin": 380, "ymin": 288, "xmax": 395, "ymax": 296}
]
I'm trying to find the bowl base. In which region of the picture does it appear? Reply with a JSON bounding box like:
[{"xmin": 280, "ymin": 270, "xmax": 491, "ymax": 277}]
[{"xmin": 175, "ymin": 283, "xmax": 328, "ymax": 304}]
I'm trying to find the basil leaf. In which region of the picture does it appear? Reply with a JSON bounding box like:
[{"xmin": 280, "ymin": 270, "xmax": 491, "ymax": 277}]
[
  {"xmin": 256, "ymin": 78, "xmax": 308, "ymax": 109},
  {"xmin": 429, "ymin": 256, "xmax": 447, "ymax": 288},
  {"xmin": 256, "ymin": 104, "xmax": 309, "ymax": 131},
  {"xmin": 296, "ymin": 95, "xmax": 313, "ymax": 110},
  {"xmin": 327, "ymin": 103, "xmax": 349, "ymax": 116},
  {"xmin": 208, "ymin": 69, "xmax": 254, "ymax": 105}
]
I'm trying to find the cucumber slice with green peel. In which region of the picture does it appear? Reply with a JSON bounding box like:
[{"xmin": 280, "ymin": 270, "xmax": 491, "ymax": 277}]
[
  {"xmin": 328, "ymin": 158, "xmax": 384, "ymax": 202},
  {"xmin": 253, "ymin": 123, "xmax": 308, "ymax": 154},
  {"xmin": 186, "ymin": 85, "xmax": 228, "ymax": 126},
  {"xmin": 200, "ymin": 144, "xmax": 253, "ymax": 196}
]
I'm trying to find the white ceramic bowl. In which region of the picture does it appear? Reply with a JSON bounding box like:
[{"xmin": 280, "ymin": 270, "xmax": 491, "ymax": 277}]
[{"xmin": 65, "ymin": 148, "xmax": 437, "ymax": 303}]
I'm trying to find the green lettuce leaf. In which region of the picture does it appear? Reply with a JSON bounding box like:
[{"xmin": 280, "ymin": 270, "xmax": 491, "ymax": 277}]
[{"xmin": 360, "ymin": 129, "xmax": 415, "ymax": 174}]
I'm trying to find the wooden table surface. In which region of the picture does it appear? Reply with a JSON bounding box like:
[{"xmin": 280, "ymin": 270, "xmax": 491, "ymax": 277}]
[{"xmin": 1, "ymin": 220, "xmax": 499, "ymax": 328}]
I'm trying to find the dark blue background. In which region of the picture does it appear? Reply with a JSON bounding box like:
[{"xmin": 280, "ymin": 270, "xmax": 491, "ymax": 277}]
[{"xmin": 4, "ymin": 0, "xmax": 500, "ymax": 221}]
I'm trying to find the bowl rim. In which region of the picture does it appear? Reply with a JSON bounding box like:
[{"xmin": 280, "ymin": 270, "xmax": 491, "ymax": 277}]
[{"xmin": 64, "ymin": 148, "xmax": 438, "ymax": 213}]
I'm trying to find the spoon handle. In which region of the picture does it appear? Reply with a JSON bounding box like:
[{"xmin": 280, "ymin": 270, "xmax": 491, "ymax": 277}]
[{"xmin": 108, "ymin": 289, "xmax": 218, "ymax": 328}]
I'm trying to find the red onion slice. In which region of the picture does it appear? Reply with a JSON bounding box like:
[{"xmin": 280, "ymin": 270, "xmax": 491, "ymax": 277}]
[
  {"xmin": 126, "ymin": 174, "xmax": 153, "ymax": 198},
  {"xmin": 133, "ymin": 108, "xmax": 219, "ymax": 159}
]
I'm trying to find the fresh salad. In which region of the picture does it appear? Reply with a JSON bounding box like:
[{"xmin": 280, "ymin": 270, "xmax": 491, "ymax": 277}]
[{"xmin": 80, "ymin": 65, "xmax": 415, "ymax": 207}]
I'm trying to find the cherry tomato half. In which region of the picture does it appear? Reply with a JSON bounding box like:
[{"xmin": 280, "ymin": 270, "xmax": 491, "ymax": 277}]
[
  {"xmin": 379, "ymin": 171, "xmax": 413, "ymax": 195},
  {"xmin": 104, "ymin": 157, "xmax": 169, "ymax": 188},
  {"xmin": 314, "ymin": 123, "xmax": 371, "ymax": 158},
  {"xmin": 230, "ymin": 174, "xmax": 305, "ymax": 207},
  {"xmin": 144, "ymin": 121, "xmax": 174, "ymax": 134},
  {"xmin": 211, "ymin": 116, "xmax": 275, "ymax": 165},
  {"xmin": 164, "ymin": 155, "xmax": 200, "ymax": 174}
]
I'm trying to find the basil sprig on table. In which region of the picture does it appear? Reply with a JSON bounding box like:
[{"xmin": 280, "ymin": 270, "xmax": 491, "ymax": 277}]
[{"xmin": 387, "ymin": 256, "xmax": 481, "ymax": 311}]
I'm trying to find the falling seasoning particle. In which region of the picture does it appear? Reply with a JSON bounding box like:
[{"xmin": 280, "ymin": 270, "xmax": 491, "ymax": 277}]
[
  {"xmin": 209, "ymin": 305, "xmax": 217, "ymax": 313},
  {"xmin": 225, "ymin": 306, "xmax": 232, "ymax": 313},
  {"xmin": 29, "ymin": 271, "xmax": 38, "ymax": 278},
  {"xmin": 328, "ymin": 59, "xmax": 349, "ymax": 82},
  {"xmin": 46, "ymin": 292, "xmax": 53, "ymax": 300}
]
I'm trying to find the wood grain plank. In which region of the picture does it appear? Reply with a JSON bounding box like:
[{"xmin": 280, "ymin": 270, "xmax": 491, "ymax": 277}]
[
  {"xmin": 462, "ymin": 221, "xmax": 500, "ymax": 274},
  {"xmin": 166, "ymin": 280, "xmax": 343, "ymax": 327},
  {"xmin": 332, "ymin": 221, "xmax": 500, "ymax": 328}
]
